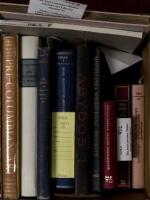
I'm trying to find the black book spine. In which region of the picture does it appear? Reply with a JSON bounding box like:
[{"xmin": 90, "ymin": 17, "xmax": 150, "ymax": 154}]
[
  {"xmin": 75, "ymin": 43, "xmax": 92, "ymax": 194},
  {"xmin": 37, "ymin": 47, "xmax": 51, "ymax": 199},
  {"xmin": 92, "ymin": 47, "xmax": 113, "ymax": 192},
  {"xmin": 92, "ymin": 47, "xmax": 101, "ymax": 192}
]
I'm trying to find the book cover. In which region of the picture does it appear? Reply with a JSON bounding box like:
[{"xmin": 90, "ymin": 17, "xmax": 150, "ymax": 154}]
[
  {"xmin": 75, "ymin": 43, "xmax": 92, "ymax": 194},
  {"xmin": 2, "ymin": 35, "xmax": 19, "ymax": 199},
  {"xmin": 37, "ymin": 47, "xmax": 53, "ymax": 199},
  {"xmin": 20, "ymin": 36, "xmax": 39, "ymax": 196},
  {"xmin": 132, "ymin": 84, "xmax": 144, "ymax": 189},
  {"xmin": 102, "ymin": 101, "xmax": 117, "ymax": 190},
  {"xmin": 92, "ymin": 46, "xmax": 113, "ymax": 192},
  {"xmin": 52, "ymin": 49, "xmax": 75, "ymax": 190},
  {"xmin": 115, "ymin": 84, "xmax": 132, "ymax": 188}
]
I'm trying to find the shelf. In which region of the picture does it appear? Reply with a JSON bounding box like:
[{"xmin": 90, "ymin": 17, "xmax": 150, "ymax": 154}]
[{"xmin": 14, "ymin": 191, "xmax": 147, "ymax": 200}]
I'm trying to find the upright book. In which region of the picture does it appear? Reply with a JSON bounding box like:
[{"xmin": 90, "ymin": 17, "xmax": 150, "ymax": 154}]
[
  {"xmin": 92, "ymin": 46, "xmax": 113, "ymax": 192},
  {"xmin": 132, "ymin": 84, "xmax": 144, "ymax": 189},
  {"xmin": 75, "ymin": 43, "xmax": 92, "ymax": 194},
  {"xmin": 2, "ymin": 35, "xmax": 19, "ymax": 199},
  {"xmin": 115, "ymin": 84, "xmax": 132, "ymax": 188},
  {"xmin": 37, "ymin": 47, "xmax": 53, "ymax": 199},
  {"xmin": 102, "ymin": 101, "xmax": 117, "ymax": 190},
  {"xmin": 20, "ymin": 36, "xmax": 39, "ymax": 196},
  {"xmin": 52, "ymin": 48, "xmax": 75, "ymax": 190}
]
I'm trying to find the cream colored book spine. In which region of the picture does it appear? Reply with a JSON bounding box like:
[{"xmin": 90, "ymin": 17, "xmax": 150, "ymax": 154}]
[{"xmin": 20, "ymin": 36, "xmax": 39, "ymax": 197}]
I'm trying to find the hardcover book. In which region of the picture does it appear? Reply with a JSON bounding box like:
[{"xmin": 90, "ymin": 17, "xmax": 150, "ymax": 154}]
[
  {"xmin": 132, "ymin": 84, "xmax": 144, "ymax": 189},
  {"xmin": 2, "ymin": 34, "xmax": 19, "ymax": 199},
  {"xmin": 115, "ymin": 84, "xmax": 132, "ymax": 188},
  {"xmin": 52, "ymin": 49, "xmax": 75, "ymax": 190},
  {"xmin": 20, "ymin": 36, "xmax": 39, "ymax": 196},
  {"xmin": 92, "ymin": 46, "xmax": 113, "ymax": 192},
  {"xmin": 75, "ymin": 43, "xmax": 92, "ymax": 194},
  {"xmin": 102, "ymin": 101, "xmax": 117, "ymax": 190},
  {"xmin": 37, "ymin": 47, "xmax": 53, "ymax": 199}
]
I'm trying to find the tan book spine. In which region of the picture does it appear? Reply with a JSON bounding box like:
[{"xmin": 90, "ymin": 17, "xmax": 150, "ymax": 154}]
[
  {"xmin": 2, "ymin": 35, "xmax": 19, "ymax": 199},
  {"xmin": 132, "ymin": 84, "xmax": 144, "ymax": 189}
]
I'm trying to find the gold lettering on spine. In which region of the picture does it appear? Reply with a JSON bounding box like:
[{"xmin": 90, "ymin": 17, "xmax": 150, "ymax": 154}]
[{"xmin": 2, "ymin": 36, "xmax": 18, "ymax": 199}]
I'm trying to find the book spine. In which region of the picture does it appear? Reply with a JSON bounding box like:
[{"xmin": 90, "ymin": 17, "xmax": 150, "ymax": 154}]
[
  {"xmin": 132, "ymin": 84, "xmax": 144, "ymax": 189},
  {"xmin": 37, "ymin": 48, "xmax": 51, "ymax": 199},
  {"xmin": 92, "ymin": 46, "xmax": 114, "ymax": 192},
  {"xmin": 2, "ymin": 35, "xmax": 19, "ymax": 199},
  {"xmin": 115, "ymin": 84, "xmax": 132, "ymax": 188},
  {"xmin": 102, "ymin": 101, "xmax": 117, "ymax": 189},
  {"xmin": 92, "ymin": 47, "xmax": 106, "ymax": 192},
  {"xmin": 0, "ymin": 36, "xmax": 2, "ymax": 197},
  {"xmin": 75, "ymin": 44, "xmax": 92, "ymax": 194},
  {"xmin": 52, "ymin": 50, "xmax": 75, "ymax": 190},
  {"xmin": 20, "ymin": 36, "xmax": 39, "ymax": 197},
  {"xmin": 92, "ymin": 47, "xmax": 101, "ymax": 192}
]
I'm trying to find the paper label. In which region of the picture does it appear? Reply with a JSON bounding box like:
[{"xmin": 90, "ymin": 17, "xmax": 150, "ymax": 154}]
[
  {"xmin": 28, "ymin": 0, "xmax": 87, "ymax": 19},
  {"xmin": 52, "ymin": 112, "xmax": 75, "ymax": 178},
  {"xmin": 117, "ymin": 118, "xmax": 132, "ymax": 161},
  {"xmin": 20, "ymin": 59, "xmax": 38, "ymax": 87}
]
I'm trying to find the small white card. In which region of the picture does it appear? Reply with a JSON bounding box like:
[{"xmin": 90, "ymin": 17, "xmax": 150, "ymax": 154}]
[{"xmin": 28, "ymin": 0, "xmax": 87, "ymax": 19}]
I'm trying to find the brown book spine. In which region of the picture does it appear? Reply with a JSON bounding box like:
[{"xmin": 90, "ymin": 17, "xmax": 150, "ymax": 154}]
[
  {"xmin": 2, "ymin": 35, "xmax": 19, "ymax": 199},
  {"xmin": 102, "ymin": 101, "xmax": 117, "ymax": 190},
  {"xmin": 132, "ymin": 84, "xmax": 144, "ymax": 189},
  {"xmin": 115, "ymin": 84, "xmax": 132, "ymax": 188}
]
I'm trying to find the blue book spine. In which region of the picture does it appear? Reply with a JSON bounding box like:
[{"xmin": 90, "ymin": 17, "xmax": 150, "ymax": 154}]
[
  {"xmin": 53, "ymin": 50, "xmax": 75, "ymax": 190},
  {"xmin": 55, "ymin": 50, "xmax": 75, "ymax": 112},
  {"xmin": 37, "ymin": 47, "xmax": 51, "ymax": 199}
]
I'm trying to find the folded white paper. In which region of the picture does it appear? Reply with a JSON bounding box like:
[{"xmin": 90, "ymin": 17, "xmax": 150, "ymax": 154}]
[{"xmin": 101, "ymin": 46, "xmax": 142, "ymax": 74}]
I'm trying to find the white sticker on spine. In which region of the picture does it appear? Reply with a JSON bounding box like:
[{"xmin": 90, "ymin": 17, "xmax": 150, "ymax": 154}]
[{"xmin": 117, "ymin": 118, "xmax": 132, "ymax": 161}]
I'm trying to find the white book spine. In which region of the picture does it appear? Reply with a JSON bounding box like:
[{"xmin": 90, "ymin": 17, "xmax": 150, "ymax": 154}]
[
  {"xmin": 21, "ymin": 88, "xmax": 37, "ymax": 196},
  {"xmin": 20, "ymin": 36, "xmax": 39, "ymax": 197}
]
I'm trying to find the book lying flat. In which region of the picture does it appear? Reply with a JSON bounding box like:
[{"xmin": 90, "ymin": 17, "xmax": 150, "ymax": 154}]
[
  {"xmin": 0, "ymin": 19, "xmax": 145, "ymax": 53},
  {"xmin": 0, "ymin": 4, "xmax": 149, "ymax": 53}
]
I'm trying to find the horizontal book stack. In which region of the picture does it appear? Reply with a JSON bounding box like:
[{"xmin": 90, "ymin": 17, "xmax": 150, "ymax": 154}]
[{"xmin": 0, "ymin": 11, "xmax": 147, "ymax": 199}]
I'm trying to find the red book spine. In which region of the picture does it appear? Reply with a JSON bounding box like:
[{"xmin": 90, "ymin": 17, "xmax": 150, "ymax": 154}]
[{"xmin": 102, "ymin": 101, "xmax": 117, "ymax": 189}]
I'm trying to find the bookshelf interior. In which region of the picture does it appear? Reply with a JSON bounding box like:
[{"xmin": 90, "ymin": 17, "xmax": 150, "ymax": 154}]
[{"xmin": 0, "ymin": 3, "xmax": 150, "ymax": 200}]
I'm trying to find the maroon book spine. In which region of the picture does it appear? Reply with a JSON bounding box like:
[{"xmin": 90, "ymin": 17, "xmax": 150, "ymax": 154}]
[
  {"xmin": 115, "ymin": 84, "xmax": 132, "ymax": 188},
  {"xmin": 102, "ymin": 101, "xmax": 117, "ymax": 190}
]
